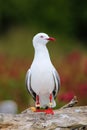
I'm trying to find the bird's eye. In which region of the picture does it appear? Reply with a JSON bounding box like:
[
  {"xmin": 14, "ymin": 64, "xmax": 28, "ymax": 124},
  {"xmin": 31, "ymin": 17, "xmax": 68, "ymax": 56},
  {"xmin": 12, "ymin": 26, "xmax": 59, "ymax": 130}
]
[{"xmin": 40, "ymin": 35, "xmax": 44, "ymax": 38}]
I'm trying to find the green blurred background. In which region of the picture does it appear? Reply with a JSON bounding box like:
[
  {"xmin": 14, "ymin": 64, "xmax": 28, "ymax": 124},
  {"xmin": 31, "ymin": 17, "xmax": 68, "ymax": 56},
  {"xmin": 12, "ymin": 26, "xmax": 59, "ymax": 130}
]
[{"xmin": 0, "ymin": 0, "xmax": 87, "ymax": 112}]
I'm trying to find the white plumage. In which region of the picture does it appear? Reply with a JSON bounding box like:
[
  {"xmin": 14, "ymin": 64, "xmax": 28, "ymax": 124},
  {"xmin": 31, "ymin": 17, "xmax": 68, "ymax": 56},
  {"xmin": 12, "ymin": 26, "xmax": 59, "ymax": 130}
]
[{"xmin": 26, "ymin": 33, "xmax": 60, "ymax": 108}]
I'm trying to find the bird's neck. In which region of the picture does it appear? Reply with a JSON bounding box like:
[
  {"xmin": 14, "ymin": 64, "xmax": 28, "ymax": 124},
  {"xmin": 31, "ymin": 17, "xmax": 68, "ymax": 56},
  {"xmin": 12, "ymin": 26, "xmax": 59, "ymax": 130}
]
[{"xmin": 34, "ymin": 45, "xmax": 51, "ymax": 61}]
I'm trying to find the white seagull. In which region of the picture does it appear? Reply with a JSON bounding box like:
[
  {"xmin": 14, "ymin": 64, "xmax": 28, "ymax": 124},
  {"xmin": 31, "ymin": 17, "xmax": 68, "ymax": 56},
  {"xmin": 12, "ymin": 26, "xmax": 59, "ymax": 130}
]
[{"xmin": 26, "ymin": 33, "xmax": 60, "ymax": 114}]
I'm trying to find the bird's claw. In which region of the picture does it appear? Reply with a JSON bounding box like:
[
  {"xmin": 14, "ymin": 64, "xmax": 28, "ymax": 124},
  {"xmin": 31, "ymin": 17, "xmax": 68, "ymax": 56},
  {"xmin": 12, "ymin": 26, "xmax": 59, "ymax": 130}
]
[
  {"xmin": 44, "ymin": 108, "xmax": 54, "ymax": 115},
  {"xmin": 35, "ymin": 108, "xmax": 54, "ymax": 114}
]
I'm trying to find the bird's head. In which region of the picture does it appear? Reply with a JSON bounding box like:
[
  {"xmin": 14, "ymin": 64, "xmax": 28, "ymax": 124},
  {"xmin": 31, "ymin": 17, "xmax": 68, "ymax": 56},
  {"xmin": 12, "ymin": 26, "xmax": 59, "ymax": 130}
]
[{"xmin": 33, "ymin": 33, "xmax": 55, "ymax": 48}]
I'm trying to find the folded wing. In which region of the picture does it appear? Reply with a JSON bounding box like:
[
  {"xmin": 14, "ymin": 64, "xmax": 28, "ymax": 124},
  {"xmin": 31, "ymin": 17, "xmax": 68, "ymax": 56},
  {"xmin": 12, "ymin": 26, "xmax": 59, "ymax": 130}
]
[
  {"xmin": 25, "ymin": 69, "xmax": 36, "ymax": 101},
  {"xmin": 52, "ymin": 69, "xmax": 60, "ymax": 99}
]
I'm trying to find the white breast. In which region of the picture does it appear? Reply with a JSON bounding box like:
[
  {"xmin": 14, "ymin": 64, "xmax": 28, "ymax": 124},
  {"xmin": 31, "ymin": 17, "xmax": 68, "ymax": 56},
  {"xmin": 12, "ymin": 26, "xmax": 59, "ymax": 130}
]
[{"xmin": 31, "ymin": 60, "xmax": 54, "ymax": 95}]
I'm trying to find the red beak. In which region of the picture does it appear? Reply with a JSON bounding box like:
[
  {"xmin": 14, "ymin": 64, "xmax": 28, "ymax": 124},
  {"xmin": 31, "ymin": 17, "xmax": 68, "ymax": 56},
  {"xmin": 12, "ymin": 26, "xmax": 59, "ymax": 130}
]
[{"xmin": 46, "ymin": 37, "xmax": 56, "ymax": 41}]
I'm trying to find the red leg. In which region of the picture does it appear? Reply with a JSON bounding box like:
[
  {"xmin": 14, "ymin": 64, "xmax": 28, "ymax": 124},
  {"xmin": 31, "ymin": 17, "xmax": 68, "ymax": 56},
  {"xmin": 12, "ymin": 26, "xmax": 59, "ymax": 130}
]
[
  {"xmin": 36, "ymin": 95, "xmax": 40, "ymax": 108},
  {"xmin": 49, "ymin": 93, "xmax": 53, "ymax": 107},
  {"xmin": 35, "ymin": 95, "xmax": 44, "ymax": 112},
  {"xmin": 49, "ymin": 93, "xmax": 52, "ymax": 103},
  {"xmin": 35, "ymin": 94, "xmax": 54, "ymax": 114},
  {"xmin": 44, "ymin": 93, "xmax": 54, "ymax": 115}
]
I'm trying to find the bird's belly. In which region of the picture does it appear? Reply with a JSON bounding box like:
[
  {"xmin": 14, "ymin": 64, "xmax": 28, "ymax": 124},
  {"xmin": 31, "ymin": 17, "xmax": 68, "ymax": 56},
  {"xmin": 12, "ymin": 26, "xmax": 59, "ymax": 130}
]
[{"xmin": 31, "ymin": 68, "xmax": 54, "ymax": 95}]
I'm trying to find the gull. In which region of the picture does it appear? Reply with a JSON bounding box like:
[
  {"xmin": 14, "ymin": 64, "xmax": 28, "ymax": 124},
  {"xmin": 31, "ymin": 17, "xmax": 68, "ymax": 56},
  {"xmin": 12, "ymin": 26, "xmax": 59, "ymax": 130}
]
[{"xmin": 26, "ymin": 33, "xmax": 60, "ymax": 114}]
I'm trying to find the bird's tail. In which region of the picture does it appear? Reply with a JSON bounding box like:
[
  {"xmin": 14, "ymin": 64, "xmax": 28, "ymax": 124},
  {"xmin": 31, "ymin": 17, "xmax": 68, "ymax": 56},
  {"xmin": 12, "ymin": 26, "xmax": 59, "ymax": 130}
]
[{"xmin": 39, "ymin": 93, "xmax": 56, "ymax": 108}]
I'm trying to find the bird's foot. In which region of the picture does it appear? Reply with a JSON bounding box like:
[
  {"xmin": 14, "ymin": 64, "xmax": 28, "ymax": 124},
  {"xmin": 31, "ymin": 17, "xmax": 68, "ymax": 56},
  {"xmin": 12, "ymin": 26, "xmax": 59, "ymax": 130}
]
[
  {"xmin": 31, "ymin": 102, "xmax": 54, "ymax": 114},
  {"xmin": 35, "ymin": 108, "xmax": 54, "ymax": 114},
  {"xmin": 44, "ymin": 108, "xmax": 54, "ymax": 115}
]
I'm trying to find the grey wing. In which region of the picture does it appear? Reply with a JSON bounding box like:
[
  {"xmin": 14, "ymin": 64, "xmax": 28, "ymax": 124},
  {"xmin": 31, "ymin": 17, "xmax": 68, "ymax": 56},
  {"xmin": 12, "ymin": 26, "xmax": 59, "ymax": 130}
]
[
  {"xmin": 52, "ymin": 69, "xmax": 60, "ymax": 99},
  {"xmin": 25, "ymin": 69, "xmax": 36, "ymax": 101}
]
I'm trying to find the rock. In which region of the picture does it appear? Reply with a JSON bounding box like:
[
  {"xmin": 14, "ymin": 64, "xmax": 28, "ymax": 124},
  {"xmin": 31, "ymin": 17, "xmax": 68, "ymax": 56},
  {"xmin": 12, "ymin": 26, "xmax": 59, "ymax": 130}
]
[{"xmin": 0, "ymin": 106, "xmax": 87, "ymax": 130}]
